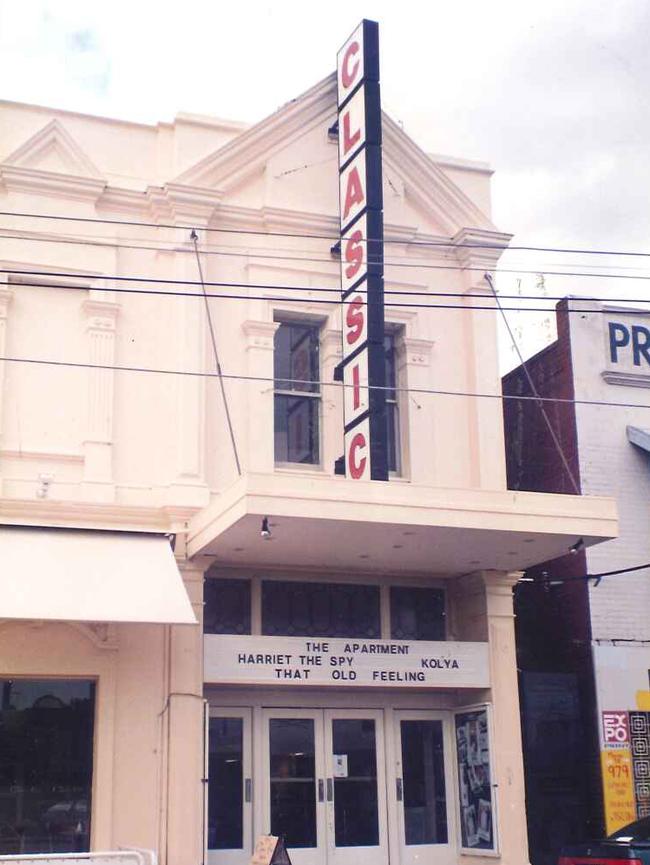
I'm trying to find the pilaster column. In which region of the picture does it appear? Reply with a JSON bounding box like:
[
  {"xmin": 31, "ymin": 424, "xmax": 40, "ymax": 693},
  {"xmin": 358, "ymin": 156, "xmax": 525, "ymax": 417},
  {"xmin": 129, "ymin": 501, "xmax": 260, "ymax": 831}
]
[
  {"xmin": 82, "ymin": 290, "xmax": 119, "ymax": 502},
  {"xmin": 242, "ymin": 320, "xmax": 279, "ymax": 473},
  {"xmin": 396, "ymin": 334, "xmax": 433, "ymax": 481},
  {"xmin": 0, "ymin": 283, "xmax": 12, "ymax": 497},
  {"xmin": 321, "ymin": 327, "xmax": 343, "ymax": 474},
  {"xmin": 483, "ymin": 569, "xmax": 530, "ymax": 865},
  {"xmin": 165, "ymin": 561, "xmax": 205, "ymax": 865},
  {"xmin": 454, "ymin": 229, "xmax": 510, "ymax": 489}
]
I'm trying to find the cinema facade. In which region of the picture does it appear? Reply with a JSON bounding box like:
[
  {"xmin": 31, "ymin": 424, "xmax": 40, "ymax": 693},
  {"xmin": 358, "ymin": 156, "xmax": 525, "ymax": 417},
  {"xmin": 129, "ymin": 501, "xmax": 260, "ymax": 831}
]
[{"xmin": 0, "ymin": 28, "xmax": 616, "ymax": 865}]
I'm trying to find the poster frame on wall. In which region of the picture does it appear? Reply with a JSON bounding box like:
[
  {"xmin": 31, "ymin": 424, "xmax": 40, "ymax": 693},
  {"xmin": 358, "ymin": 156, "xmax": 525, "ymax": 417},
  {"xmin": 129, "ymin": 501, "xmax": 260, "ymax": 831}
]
[{"xmin": 452, "ymin": 702, "xmax": 499, "ymax": 857}]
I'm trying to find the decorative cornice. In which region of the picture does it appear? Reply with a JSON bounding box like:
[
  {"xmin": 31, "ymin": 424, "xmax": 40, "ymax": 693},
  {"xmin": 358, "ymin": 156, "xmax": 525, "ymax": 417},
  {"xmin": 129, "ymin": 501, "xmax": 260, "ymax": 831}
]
[
  {"xmin": 241, "ymin": 319, "xmax": 279, "ymax": 350},
  {"xmin": 453, "ymin": 227, "xmax": 513, "ymax": 271},
  {"xmin": 0, "ymin": 497, "xmax": 199, "ymax": 533},
  {"xmin": 398, "ymin": 336, "xmax": 434, "ymax": 367},
  {"xmin": 0, "ymin": 165, "xmax": 105, "ymax": 202},
  {"xmin": 602, "ymin": 370, "xmax": 650, "ymax": 389}
]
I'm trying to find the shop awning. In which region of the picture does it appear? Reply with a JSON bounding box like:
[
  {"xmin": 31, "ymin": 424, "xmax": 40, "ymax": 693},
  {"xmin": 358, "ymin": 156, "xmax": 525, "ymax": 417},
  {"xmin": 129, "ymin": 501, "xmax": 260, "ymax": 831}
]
[{"xmin": 0, "ymin": 527, "xmax": 197, "ymax": 624}]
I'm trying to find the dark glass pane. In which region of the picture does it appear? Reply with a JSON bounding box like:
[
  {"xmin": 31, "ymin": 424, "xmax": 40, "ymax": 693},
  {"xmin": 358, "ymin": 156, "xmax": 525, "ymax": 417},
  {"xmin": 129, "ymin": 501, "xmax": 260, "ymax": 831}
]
[
  {"xmin": 204, "ymin": 578, "xmax": 251, "ymax": 635},
  {"xmin": 386, "ymin": 402, "xmax": 399, "ymax": 473},
  {"xmin": 269, "ymin": 719, "xmax": 316, "ymax": 848},
  {"xmin": 208, "ymin": 717, "xmax": 243, "ymax": 850},
  {"xmin": 332, "ymin": 719, "xmax": 379, "ymax": 847},
  {"xmin": 400, "ymin": 720, "xmax": 448, "ymax": 845},
  {"xmin": 0, "ymin": 679, "xmax": 94, "ymax": 855},
  {"xmin": 274, "ymin": 323, "xmax": 319, "ymax": 393},
  {"xmin": 390, "ymin": 587, "xmax": 446, "ymax": 641},
  {"xmin": 384, "ymin": 334, "xmax": 397, "ymax": 399},
  {"xmin": 274, "ymin": 395, "xmax": 319, "ymax": 464},
  {"xmin": 262, "ymin": 582, "xmax": 380, "ymax": 638}
]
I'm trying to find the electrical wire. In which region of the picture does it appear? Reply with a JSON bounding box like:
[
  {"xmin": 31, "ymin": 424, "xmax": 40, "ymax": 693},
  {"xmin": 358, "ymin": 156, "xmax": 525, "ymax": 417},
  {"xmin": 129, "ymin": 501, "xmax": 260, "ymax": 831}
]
[
  {"xmin": 191, "ymin": 230, "xmax": 241, "ymax": 476},
  {"xmin": 7, "ymin": 275, "xmax": 650, "ymax": 317},
  {"xmin": 2, "ymin": 353, "xmax": 650, "ymax": 412},
  {"xmin": 5, "ymin": 208, "xmax": 650, "ymax": 258},
  {"xmin": 6, "ymin": 229, "xmax": 650, "ymax": 285},
  {"xmin": 485, "ymin": 272, "xmax": 580, "ymax": 494},
  {"xmin": 524, "ymin": 561, "xmax": 650, "ymax": 587}
]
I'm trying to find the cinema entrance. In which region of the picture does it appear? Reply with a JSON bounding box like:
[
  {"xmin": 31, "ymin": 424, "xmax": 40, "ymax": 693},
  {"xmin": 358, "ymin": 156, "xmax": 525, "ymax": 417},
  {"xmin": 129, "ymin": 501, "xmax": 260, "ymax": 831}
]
[{"xmin": 206, "ymin": 697, "xmax": 458, "ymax": 865}]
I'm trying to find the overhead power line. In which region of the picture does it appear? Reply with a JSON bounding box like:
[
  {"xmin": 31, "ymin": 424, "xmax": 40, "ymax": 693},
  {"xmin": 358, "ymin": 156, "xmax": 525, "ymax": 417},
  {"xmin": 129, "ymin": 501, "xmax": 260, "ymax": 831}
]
[
  {"xmin": 7, "ymin": 274, "xmax": 650, "ymax": 317},
  {"xmin": 4, "ymin": 208, "xmax": 650, "ymax": 258},
  {"xmin": 2, "ymin": 353, "xmax": 650, "ymax": 413},
  {"xmin": 6, "ymin": 230, "xmax": 650, "ymax": 285}
]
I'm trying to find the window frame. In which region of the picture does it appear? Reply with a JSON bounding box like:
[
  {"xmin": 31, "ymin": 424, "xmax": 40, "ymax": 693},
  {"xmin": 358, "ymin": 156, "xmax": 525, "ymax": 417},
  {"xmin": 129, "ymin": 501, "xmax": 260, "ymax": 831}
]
[
  {"xmin": 273, "ymin": 318, "xmax": 323, "ymax": 468},
  {"xmin": 384, "ymin": 327, "xmax": 403, "ymax": 477}
]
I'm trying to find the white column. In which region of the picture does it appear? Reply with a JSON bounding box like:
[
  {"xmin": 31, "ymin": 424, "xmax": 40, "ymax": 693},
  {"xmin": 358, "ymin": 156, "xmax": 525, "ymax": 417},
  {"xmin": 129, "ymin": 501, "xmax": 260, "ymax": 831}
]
[
  {"xmin": 165, "ymin": 561, "xmax": 205, "ymax": 865},
  {"xmin": 396, "ymin": 334, "xmax": 434, "ymax": 481},
  {"xmin": 483, "ymin": 569, "xmax": 530, "ymax": 865},
  {"xmin": 82, "ymin": 291, "xmax": 119, "ymax": 502}
]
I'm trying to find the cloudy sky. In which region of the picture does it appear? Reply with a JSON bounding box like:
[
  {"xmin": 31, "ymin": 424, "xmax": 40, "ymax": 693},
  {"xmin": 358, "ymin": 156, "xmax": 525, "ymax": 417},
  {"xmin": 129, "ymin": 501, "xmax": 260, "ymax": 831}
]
[{"xmin": 1, "ymin": 0, "xmax": 649, "ymax": 367}]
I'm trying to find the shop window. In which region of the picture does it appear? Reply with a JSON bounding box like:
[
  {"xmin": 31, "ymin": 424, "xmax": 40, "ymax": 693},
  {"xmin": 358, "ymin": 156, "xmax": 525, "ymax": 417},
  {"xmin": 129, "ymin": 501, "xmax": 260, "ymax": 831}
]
[
  {"xmin": 262, "ymin": 580, "xmax": 380, "ymax": 638},
  {"xmin": 384, "ymin": 332, "xmax": 401, "ymax": 474},
  {"xmin": 204, "ymin": 578, "xmax": 251, "ymax": 634},
  {"xmin": 0, "ymin": 678, "xmax": 95, "ymax": 855},
  {"xmin": 390, "ymin": 586, "xmax": 446, "ymax": 641},
  {"xmin": 274, "ymin": 321, "xmax": 320, "ymax": 465}
]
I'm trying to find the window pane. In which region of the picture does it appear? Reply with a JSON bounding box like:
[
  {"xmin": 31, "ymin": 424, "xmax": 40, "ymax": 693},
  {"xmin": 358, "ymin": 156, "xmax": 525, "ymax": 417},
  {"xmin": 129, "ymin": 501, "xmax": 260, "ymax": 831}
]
[
  {"xmin": 400, "ymin": 720, "xmax": 448, "ymax": 845},
  {"xmin": 274, "ymin": 395, "xmax": 319, "ymax": 464},
  {"xmin": 274, "ymin": 323, "xmax": 319, "ymax": 393},
  {"xmin": 262, "ymin": 582, "xmax": 380, "ymax": 638},
  {"xmin": 204, "ymin": 578, "xmax": 251, "ymax": 635},
  {"xmin": 332, "ymin": 719, "xmax": 379, "ymax": 847},
  {"xmin": 208, "ymin": 717, "xmax": 243, "ymax": 850},
  {"xmin": 384, "ymin": 334, "xmax": 397, "ymax": 399},
  {"xmin": 386, "ymin": 401, "xmax": 399, "ymax": 474},
  {"xmin": 0, "ymin": 679, "xmax": 95, "ymax": 855},
  {"xmin": 269, "ymin": 718, "xmax": 316, "ymax": 848},
  {"xmin": 390, "ymin": 587, "xmax": 446, "ymax": 641}
]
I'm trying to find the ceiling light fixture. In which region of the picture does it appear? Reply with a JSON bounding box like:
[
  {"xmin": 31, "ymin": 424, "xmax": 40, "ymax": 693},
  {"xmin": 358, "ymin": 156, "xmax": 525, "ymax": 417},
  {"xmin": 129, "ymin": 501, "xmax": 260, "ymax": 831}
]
[
  {"xmin": 569, "ymin": 538, "xmax": 585, "ymax": 555},
  {"xmin": 261, "ymin": 517, "xmax": 272, "ymax": 540}
]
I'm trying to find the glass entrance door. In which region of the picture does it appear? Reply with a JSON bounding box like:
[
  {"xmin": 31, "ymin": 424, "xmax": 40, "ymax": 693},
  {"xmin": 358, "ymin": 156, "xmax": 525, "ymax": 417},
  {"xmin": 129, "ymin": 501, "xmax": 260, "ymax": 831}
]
[
  {"xmin": 324, "ymin": 710, "xmax": 388, "ymax": 865},
  {"xmin": 392, "ymin": 711, "xmax": 455, "ymax": 865},
  {"xmin": 262, "ymin": 710, "xmax": 388, "ymax": 865},
  {"xmin": 207, "ymin": 708, "xmax": 252, "ymax": 865}
]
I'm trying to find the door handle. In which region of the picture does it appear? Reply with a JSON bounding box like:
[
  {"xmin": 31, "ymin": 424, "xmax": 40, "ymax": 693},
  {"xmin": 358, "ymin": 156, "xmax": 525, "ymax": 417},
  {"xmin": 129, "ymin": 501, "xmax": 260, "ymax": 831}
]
[
  {"xmin": 318, "ymin": 779, "xmax": 324, "ymax": 802},
  {"xmin": 326, "ymin": 778, "xmax": 333, "ymax": 801},
  {"xmin": 245, "ymin": 778, "xmax": 252, "ymax": 803},
  {"xmin": 396, "ymin": 778, "xmax": 403, "ymax": 801}
]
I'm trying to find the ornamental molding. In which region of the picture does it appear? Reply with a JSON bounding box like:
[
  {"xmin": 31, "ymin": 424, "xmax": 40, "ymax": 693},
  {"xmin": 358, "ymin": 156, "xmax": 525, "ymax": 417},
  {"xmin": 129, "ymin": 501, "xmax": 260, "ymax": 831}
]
[
  {"xmin": 602, "ymin": 370, "xmax": 650, "ymax": 389},
  {"xmin": 0, "ymin": 165, "xmax": 105, "ymax": 202},
  {"xmin": 3, "ymin": 119, "xmax": 102, "ymax": 177},
  {"xmin": 0, "ymin": 496, "xmax": 199, "ymax": 533},
  {"xmin": 241, "ymin": 319, "xmax": 280, "ymax": 351},
  {"xmin": 453, "ymin": 227, "xmax": 513, "ymax": 271}
]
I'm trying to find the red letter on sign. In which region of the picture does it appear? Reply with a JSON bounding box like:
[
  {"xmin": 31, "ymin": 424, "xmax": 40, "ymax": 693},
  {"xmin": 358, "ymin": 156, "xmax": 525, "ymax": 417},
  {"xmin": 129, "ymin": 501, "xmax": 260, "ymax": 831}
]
[
  {"xmin": 342, "ymin": 41, "xmax": 360, "ymax": 88},
  {"xmin": 342, "ymin": 110, "xmax": 361, "ymax": 158},
  {"xmin": 346, "ymin": 297, "xmax": 364, "ymax": 345},
  {"xmin": 343, "ymin": 166, "xmax": 365, "ymax": 220},
  {"xmin": 344, "ymin": 230, "xmax": 364, "ymax": 280},
  {"xmin": 348, "ymin": 431, "xmax": 367, "ymax": 479},
  {"xmin": 352, "ymin": 363, "xmax": 361, "ymax": 409}
]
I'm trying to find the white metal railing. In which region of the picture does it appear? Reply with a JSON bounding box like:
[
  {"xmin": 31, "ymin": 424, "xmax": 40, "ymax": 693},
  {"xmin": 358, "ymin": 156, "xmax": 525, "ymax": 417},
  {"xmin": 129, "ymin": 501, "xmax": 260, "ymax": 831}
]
[{"xmin": 0, "ymin": 849, "xmax": 156, "ymax": 865}]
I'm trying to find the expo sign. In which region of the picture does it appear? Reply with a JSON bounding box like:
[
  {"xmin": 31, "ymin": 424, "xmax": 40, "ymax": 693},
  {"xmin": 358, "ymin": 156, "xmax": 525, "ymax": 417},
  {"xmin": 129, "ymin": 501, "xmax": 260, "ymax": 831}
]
[
  {"xmin": 602, "ymin": 711, "xmax": 630, "ymax": 748},
  {"xmin": 336, "ymin": 20, "xmax": 388, "ymax": 482}
]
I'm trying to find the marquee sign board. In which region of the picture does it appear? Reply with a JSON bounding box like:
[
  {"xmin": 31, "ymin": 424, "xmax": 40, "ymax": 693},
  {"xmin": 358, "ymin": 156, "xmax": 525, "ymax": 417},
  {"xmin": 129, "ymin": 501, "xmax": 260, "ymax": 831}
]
[
  {"xmin": 336, "ymin": 20, "xmax": 388, "ymax": 481},
  {"xmin": 204, "ymin": 634, "xmax": 491, "ymax": 689}
]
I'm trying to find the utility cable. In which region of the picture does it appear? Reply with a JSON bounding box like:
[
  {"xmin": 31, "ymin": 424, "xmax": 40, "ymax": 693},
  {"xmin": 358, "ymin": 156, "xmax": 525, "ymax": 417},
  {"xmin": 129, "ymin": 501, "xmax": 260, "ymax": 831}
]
[
  {"xmin": 2, "ymin": 353, "xmax": 650, "ymax": 413},
  {"xmin": 523, "ymin": 561, "xmax": 650, "ymax": 587},
  {"xmin": 6, "ymin": 208, "xmax": 650, "ymax": 258},
  {"xmin": 8, "ymin": 276, "xmax": 650, "ymax": 317},
  {"xmin": 190, "ymin": 229, "xmax": 241, "ymax": 477},
  {"xmin": 485, "ymin": 272, "xmax": 581, "ymax": 494},
  {"xmin": 7, "ymin": 230, "xmax": 650, "ymax": 285}
]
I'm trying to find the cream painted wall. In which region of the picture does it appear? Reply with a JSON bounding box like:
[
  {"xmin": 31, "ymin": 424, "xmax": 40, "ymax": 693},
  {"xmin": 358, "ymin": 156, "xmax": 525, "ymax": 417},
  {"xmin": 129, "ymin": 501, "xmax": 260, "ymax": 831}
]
[{"xmin": 0, "ymin": 78, "xmax": 508, "ymax": 508}]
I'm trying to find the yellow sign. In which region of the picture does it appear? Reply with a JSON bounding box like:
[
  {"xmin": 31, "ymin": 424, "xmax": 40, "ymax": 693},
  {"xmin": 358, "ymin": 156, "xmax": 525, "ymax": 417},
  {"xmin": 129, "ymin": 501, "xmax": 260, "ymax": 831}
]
[{"xmin": 601, "ymin": 749, "xmax": 636, "ymax": 835}]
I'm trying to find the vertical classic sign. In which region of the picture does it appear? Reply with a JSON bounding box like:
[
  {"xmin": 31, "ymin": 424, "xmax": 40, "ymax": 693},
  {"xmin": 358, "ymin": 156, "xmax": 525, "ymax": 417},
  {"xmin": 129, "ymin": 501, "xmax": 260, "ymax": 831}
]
[{"xmin": 336, "ymin": 20, "xmax": 388, "ymax": 481}]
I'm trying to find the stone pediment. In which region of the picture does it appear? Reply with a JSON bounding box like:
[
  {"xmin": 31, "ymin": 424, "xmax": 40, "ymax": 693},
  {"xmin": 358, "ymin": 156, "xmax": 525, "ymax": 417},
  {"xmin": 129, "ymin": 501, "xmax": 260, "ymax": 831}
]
[
  {"xmin": 172, "ymin": 73, "xmax": 498, "ymax": 239},
  {"xmin": 1, "ymin": 118, "xmax": 104, "ymax": 200}
]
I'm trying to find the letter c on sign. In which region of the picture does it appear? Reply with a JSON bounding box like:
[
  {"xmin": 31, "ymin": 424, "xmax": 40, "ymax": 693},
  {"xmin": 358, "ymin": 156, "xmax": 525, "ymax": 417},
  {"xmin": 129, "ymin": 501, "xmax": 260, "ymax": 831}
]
[
  {"xmin": 348, "ymin": 431, "xmax": 367, "ymax": 479},
  {"xmin": 342, "ymin": 41, "xmax": 360, "ymax": 89}
]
